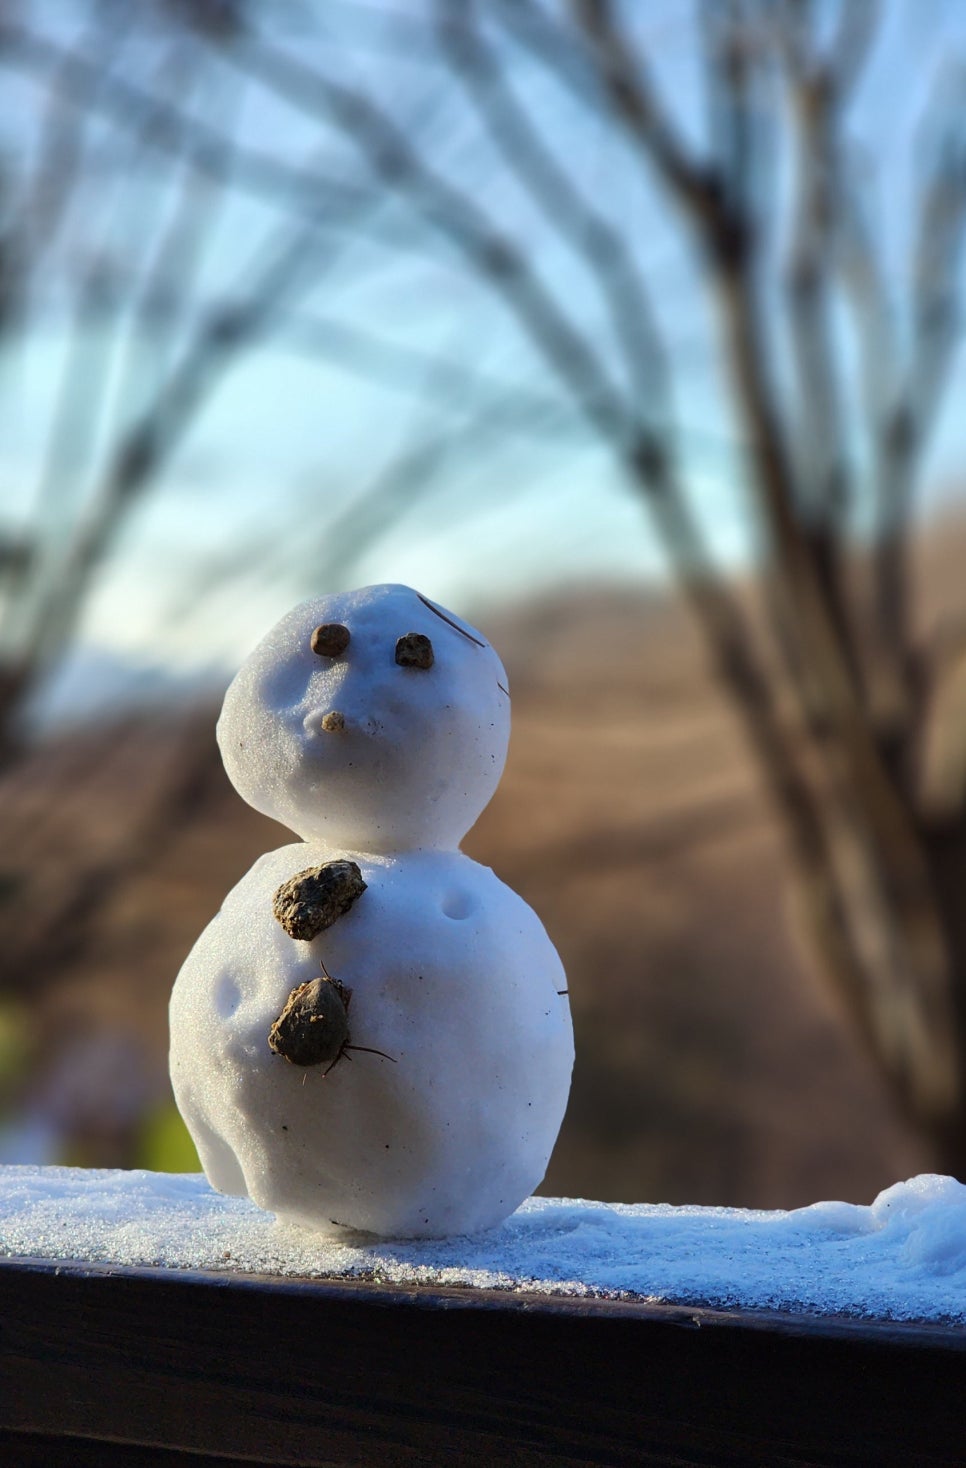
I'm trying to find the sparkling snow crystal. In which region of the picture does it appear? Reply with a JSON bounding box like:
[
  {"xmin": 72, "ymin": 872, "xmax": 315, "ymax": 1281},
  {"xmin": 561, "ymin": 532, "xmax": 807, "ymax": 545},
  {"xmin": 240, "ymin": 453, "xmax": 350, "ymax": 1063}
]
[{"xmin": 4, "ymin": 1167, "xmax": 966, "ymax": 1322}]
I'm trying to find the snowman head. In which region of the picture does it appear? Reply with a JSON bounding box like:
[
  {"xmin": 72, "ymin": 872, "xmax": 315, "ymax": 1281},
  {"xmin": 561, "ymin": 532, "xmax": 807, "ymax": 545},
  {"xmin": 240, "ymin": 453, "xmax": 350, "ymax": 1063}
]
[{"xmin": 217, "ymin": 584, "xmax": 511, "ymax": 853}]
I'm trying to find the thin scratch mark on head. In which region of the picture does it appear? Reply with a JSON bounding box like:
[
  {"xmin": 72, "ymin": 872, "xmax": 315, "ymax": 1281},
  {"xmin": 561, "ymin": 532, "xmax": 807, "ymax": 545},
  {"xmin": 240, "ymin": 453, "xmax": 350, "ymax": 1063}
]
[
  {"xmin": 497, "ymin": 681, "xmax": 510, "ymax": 697},
  {"xmin": 416, "ymin": 592, "xmax": 486, "ymax": 648}
]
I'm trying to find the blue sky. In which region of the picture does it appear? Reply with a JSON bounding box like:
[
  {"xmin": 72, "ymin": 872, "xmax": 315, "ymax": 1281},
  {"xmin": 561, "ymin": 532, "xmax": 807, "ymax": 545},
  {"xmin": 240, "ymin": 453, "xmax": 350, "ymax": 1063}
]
[{"xmin": 2, "ymin": 0, "xmax": 966, "ymax": 695}]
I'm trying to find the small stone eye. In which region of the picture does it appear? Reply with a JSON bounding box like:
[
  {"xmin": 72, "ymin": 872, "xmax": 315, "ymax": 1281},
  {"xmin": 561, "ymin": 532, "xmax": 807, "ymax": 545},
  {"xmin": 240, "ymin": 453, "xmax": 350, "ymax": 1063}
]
[
  {"xmin": 395, "ymin": 632, "xmax": 434, "ymax": 670},
  {"xmin": 311, "ymin": 623, "xmax": 350, "ymax": 657}
]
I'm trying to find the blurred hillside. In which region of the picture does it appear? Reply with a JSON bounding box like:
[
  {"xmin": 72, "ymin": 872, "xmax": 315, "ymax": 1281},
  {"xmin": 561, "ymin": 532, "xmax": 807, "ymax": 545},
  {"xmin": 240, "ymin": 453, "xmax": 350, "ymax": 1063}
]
[{"xmin": 1, "ymin": 567, "xmax": 945, "ymax": 1209}]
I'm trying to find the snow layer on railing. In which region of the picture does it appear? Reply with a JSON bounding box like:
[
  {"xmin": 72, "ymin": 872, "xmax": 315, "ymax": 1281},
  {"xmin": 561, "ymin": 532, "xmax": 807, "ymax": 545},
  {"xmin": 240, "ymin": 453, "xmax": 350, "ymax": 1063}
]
[{"xmin": 2, "ymin": 1166, "xmax": 966, "ymax": 1321}]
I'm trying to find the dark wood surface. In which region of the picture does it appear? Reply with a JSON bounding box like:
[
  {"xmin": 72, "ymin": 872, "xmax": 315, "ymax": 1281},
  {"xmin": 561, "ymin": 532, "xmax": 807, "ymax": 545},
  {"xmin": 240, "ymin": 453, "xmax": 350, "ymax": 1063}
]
[{"xmin": 2, "ymin": 1254, "xmax": 966, "ymax": 1466}]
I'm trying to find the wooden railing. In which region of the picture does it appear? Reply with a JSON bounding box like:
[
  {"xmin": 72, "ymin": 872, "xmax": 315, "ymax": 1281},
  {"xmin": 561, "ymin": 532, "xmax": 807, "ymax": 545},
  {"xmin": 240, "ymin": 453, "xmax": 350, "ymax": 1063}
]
[{"xmin": 2, "ymin": 1253, "xmax": 965, "ymax": 1465}]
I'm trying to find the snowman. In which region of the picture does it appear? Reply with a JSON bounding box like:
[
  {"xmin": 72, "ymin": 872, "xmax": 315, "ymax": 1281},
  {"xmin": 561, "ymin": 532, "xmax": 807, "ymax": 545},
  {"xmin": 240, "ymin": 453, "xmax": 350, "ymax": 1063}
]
[{"xmin": 169, "ymin": 583, "xmax": 574, "ymax": 1238}]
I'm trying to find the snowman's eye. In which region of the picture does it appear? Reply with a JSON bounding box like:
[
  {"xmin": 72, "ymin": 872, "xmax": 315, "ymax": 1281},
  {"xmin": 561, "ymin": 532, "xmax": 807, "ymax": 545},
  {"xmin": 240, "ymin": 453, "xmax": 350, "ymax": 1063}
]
[
  {"xmin": 311, "ymin": 624, "xmax": 350, "ymax": 658},
  {"xmin": 395, "ymin": 632, "xmax": 434, "ymax": 670}
]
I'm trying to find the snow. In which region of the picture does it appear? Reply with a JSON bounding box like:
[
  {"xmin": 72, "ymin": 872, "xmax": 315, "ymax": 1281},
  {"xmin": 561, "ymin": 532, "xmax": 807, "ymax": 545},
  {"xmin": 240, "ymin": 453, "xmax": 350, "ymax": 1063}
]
[
  {"xmin": 171, "ymin": 583, "xmax": 573, "ymax": 1238},
  {"xmin": 170, "ymin": 843, "xmax": 573, "ymax": 1238},
  {"xmin": 3, "ymin": 1167, "xmax": 966, "ymax": 1322},
  {"xmin": 216, "ymin": 583, "xmax": 511, "ymax": 852}
]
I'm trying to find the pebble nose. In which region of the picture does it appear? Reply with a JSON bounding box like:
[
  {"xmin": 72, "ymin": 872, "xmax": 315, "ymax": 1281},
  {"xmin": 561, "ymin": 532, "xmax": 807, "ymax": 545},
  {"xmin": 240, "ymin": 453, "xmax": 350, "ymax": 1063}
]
[{"xmin": 320, "ymin": 710, "xmax": 346, "ymax": 734}]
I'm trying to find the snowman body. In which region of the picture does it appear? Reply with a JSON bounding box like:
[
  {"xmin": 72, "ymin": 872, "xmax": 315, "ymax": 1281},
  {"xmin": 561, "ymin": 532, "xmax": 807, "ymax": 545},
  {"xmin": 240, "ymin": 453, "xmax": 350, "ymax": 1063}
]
[{"xmin": 169, "ymin": 584, "xmax": 573, "ymax": 1238}]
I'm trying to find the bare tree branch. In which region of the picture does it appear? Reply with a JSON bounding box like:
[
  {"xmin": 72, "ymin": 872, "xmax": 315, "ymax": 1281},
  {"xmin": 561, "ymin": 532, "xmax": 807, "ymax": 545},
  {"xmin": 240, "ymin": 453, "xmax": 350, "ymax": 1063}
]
[
  {"xmin": 836, "ymin": 166, "xmax": 897, "ymax": 459},
  {"xmin": 5, "ymin": 185, "xmax": 389, "ymax": 719},
  {"xmin": 16, "ymin": 12, "xmax": 137, "ymax": 289},
  {"xmin": 835, "ymin": 88, "xmax": 966, "ymax": 718},
  {"xmin": 435, "ymin": 0, "xmax": 669, "ymax": 416},
  {"xmin": 776, "ymin": 6, "xmax": 863, "ymax": 700},
  {"xmin": 826, "ymin": 0, "xmax": 881, "ymax": 98},
  {"xmin": 574, "ymin": 0, "xmax": 961, "ymax": 1117},
  {"xmin": 875, "ymin": 115, "xmax": 966, "ymax": 693},
  {"xmin": 0, "ymin": 19, "xmax": 384, "ymax": 235},
  {"xmin": 699, "ymin": 0, "xmax": 760, "ymax": 219},
  {"xmin": 163, "ymin": 356, "xmax": 586, "ymax": 635},
  {"xmin": 2, "ymin": 34, "xmax": 228, "ymax": 669},
  {"xmin": 834, "ymin": 165, "xmax": 918, "ymax": 726},
  {"xmin": 573, "ymin": 0, "xmax": 723, "ymax": 229},
  {"xmin": 492, "ymin": 0, "xmax": 613, "ymax": 118},
  {"xmin": 112, "ymin": 61, "xmax": 245, "ymax": 424},
  {"xmin": 909, "ymin": 122, "xmax": 966, "ymax": 437},
  {"xmin": 223, "ymin": 28, "xmax": 636, "ymax": 446},
  {"xmin": 274, "ymin": 308, "xmax": 579, "ymax": 430},
  {"xmin": 779, "ymin": 0, "xmax": 880, "ymax": 527}
]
